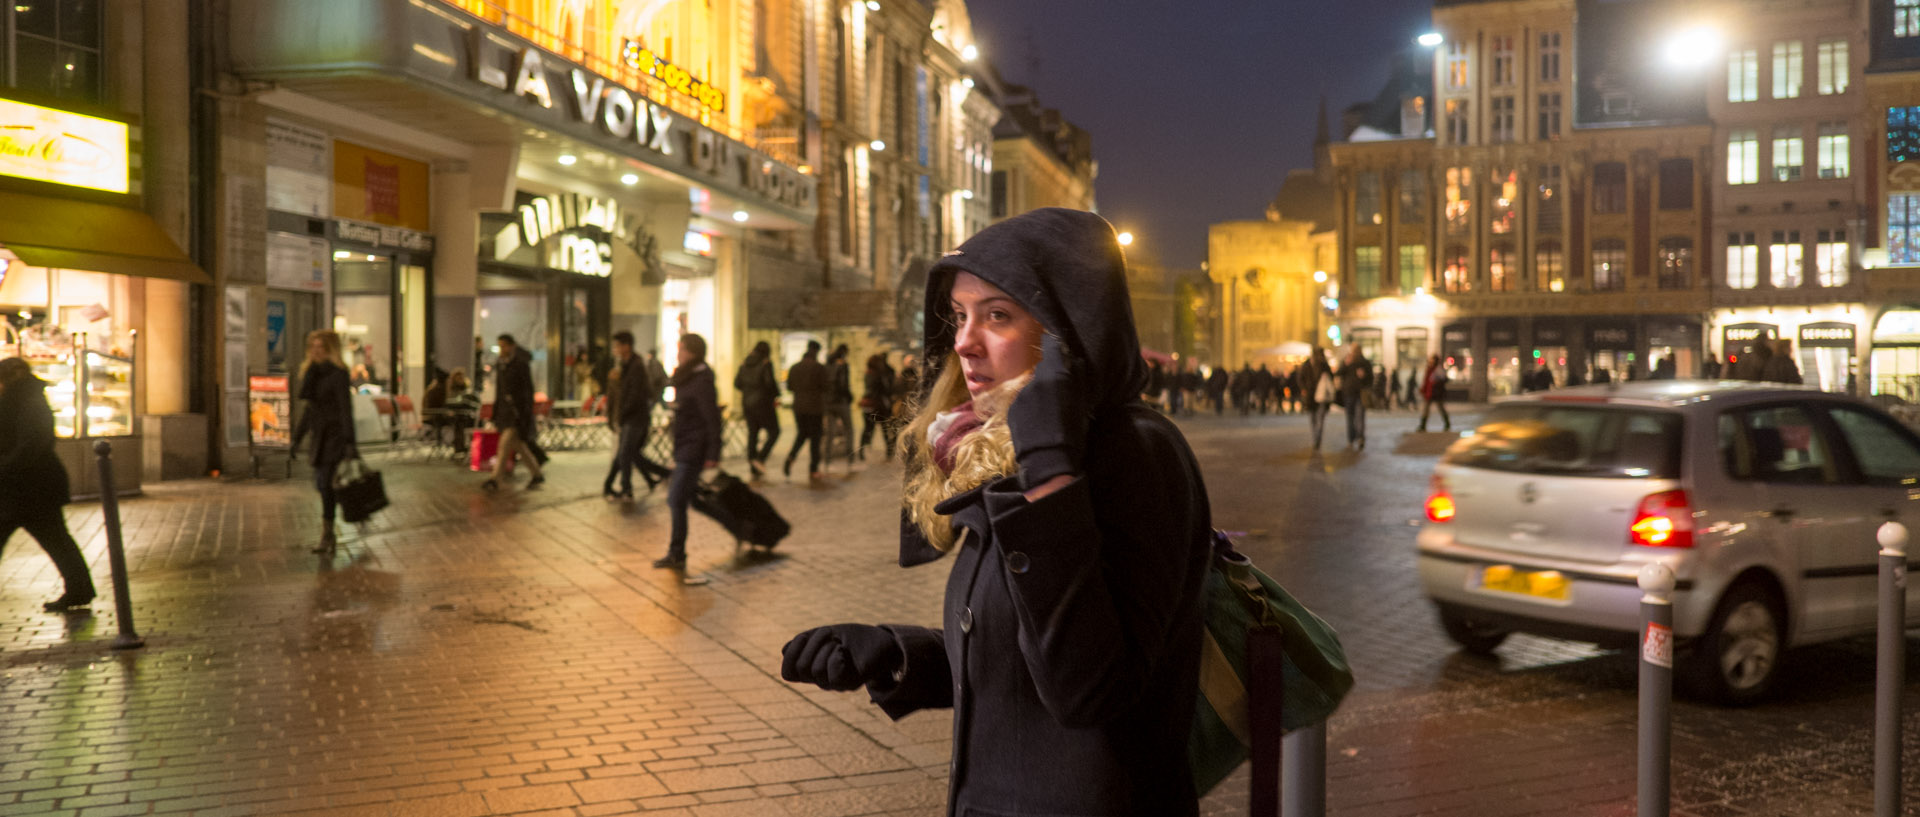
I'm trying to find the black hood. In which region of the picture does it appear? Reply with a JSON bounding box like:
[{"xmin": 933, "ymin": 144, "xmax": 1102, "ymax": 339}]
[{"xmin": 921, "ymin": 208, "xmax": 1146, "ymax": 410}]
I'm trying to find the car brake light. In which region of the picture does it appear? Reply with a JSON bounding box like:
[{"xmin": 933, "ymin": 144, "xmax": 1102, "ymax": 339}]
[
  {"xmin": 1425, "ymin": 475, "xmax": 1455, "ymax": 523},
  {"xmin": 1629, "ymin": 489, "xmax": 1694, "ymax": 548}
]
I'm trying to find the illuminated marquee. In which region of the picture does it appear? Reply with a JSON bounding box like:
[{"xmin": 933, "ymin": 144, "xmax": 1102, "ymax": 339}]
[
  {"xmin": 621, "ymin": 40, "xmax": 725, "ymax": 113},
  {"xmin": 0, "ymin": 97, "xmax": 129, "ymax": 194}
]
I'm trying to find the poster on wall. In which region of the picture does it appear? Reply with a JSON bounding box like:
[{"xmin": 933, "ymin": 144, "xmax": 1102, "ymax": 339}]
[
  {"xmin": 265, "ymin": 231, "xmax": 329, "ymax": 292},
  {"xmin": 265, "ymin": 118, "xmax": 331, "ymax": 216},
  {"xmin": 247, "ymin": 375, "xmax": 291, "ymax": 448},
  {"xmin": 225, "ymin": 286, "xmax": 248, "ymax": 338}
]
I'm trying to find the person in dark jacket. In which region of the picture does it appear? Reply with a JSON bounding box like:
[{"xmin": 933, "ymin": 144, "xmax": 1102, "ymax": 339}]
[
  {"xmin": 483, "ymin": 334, "xmax": 545, "ymax": 492},
  {"xmin": 652, "ymin": 334, "xmax": 722, "ymax": 571},
  {"xmin": 825, "ymin": 344, "xmax": 857, "ymax": 471},
  {"xmin": 780, "ymin": 208, "xmax": 1213, "ymax": 817},
  {"xmin": 1205, "ymin": 365, "xmax": 1228, "ymax": 415},
  {"xmin": 603, "ymin": 330, "xmax": 667, "ymax": 500},
  {"xmin": 645, "ymin": 349, "xmax": 669, "ymax": 402},
  {"xmin": 1337, "ymin": 345, "xmax": 1374, "ymax": 450},
  {"xmin": 1298, "ymin": 346, "xmax": 1334, "ymax": 451},
  {"xmin": 0, "ymin": 356, "xmax": 96, "ymax": 611},
  {"xmin": 735, "ymin": 341, "xmax": 781, "ymax": 478},
  {"xmin": 783, "ymin": 341, "xmax": 828, "ymax": 480},
  {"xmin": 290, "ymin": 330, "xmax": 357, "ymax": 554},
  {"xmin": 859, "ymin": 352, "xmax": 898, "ymax": 460}
]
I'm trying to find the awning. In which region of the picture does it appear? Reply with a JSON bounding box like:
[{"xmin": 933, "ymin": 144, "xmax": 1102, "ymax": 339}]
[{"xmin": 0, "ymin": 191, "xmax": 211, "ymax": 284}]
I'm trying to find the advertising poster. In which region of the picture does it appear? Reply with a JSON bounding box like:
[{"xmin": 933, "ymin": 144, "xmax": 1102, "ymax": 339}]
[{"xmin": 247, "ymin": 375, "xmax": 292, "ymax": 448}]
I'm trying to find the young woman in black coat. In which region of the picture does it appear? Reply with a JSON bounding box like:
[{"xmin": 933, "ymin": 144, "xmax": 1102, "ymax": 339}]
[
  {"xmin": 290, "ymin": 330, "xmax": 357, "ymax": 554},
  {"xmin": 0, "ymin": 356, "xmax": 97, "ymax": 611},
  {"xmin": 651, "ymin": 333, "xmax": 721, "ymax": 571},
  {"xmin": 781, "ymin": 209, "xmax": 1214, "ymax": 816}
]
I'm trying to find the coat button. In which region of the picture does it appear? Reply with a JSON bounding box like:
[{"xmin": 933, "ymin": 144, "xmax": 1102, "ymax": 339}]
[
  {"xmin": 1004, "ymin": 551, "xmax": 1030, "ymax": 574},
  {"xmin": 959, "ymin": 606, "xmax": 973, "ymax": 633}
]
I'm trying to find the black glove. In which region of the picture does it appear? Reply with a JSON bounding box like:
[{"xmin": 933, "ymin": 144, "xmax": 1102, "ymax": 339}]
[
  {"xmin": 1007, "ymin": 332, "xmax": 1087, "ymax": 490},
  {"xmin": 780, "ymin": 624, "xmax": 902, "ymax": 691}
]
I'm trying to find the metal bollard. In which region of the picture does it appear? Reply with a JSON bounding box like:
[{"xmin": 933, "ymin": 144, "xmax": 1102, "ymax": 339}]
[
  {"xmin": 1876, "ymin": 521, "xmax": 1907, "ymax": 817},
  {"xmin": 92, "ymin": 441, "xmax": 144, "ymax": 650},
  {"xmin": 1281, "ymin": 721, "xmax": 1327, "ymax": 817},
  {"xmin": 1638, "ymin": 561, "xmax": 1675, "ymax": 817}
]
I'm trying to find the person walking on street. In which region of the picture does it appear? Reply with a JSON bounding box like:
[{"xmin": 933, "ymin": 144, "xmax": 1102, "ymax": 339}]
[
  {"xmin": 859, "ymin": 353, "xmax": 898, "ymax": 460},
  {"xmin": 1762, "ymin": 339, "xmax": 1803, "ymax": 384},
  {"xmin": 779, "ymin": 208, "xmax": 1213, "ymax": 817},
  {"xmin": 0, "ymin": 356, "xmax": 97, "ymax": 610},
  {"xmin": 1338, "ymin": 345, "xmax": 1374, "ymax": 450},
  {"xmin": 1253, "ymin": 364, "xmax": 1275, "ymax": 414},
  {"xmin": 1418, "ymin": 353, "xmax": 1451, "ymax": 433},
  {"xmin": 603, "ymin": 331, "xmax": 666, "ymax": 500},
  {"xmin": 1299, "ymin": 347, "xmax": 1334, "ymax": 451},
  {"xmin": 645, "ymin": 349, "xmax": 669, "ymax": 403},
  {"xmin": 1206, "ymin": 365, "xmax": 1228, "ymax": 415},
  {"xmin": 290, "ymin": 331, "xmax": 358, "ymax": 554},
  {"xmin": 651, "ymin": 334, "xmax": 722, "ymax": 571},
  {"xmin": 825, "ymin": 344, "xmax": 857, "ymax": 471},
  {"xmin": 783, "ymin": 340, "xmax": 828, "ymax": 480},
  {"xmin": 483, "ymin": 334, "xmax": 545, "ymax": 492},
  {"xmin": 735, "ymin": 341, "xmax": 781, "ymax": 478}
]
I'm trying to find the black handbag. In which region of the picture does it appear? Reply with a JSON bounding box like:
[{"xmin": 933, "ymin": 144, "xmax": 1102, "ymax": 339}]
[{"xmin": 333, "ymin": 457, "xmax": 389, "ymax": 523}]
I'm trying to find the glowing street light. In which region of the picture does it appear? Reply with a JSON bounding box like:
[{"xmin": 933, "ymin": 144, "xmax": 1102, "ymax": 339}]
[
  {"xmin": 1664, "ymin": 25, "xmax": 1721, "ymax": 68},
  {"xmin": 1313, "ymin": 269, "xmax": 1328, "ymax": 283},
  {"xmin": 1417, "ymin": 32, "xmax": 1444, "ymax": 47},
  {"xmin": 1116, "ymin": 231, "xmax": 1134, "ymax": 246}
]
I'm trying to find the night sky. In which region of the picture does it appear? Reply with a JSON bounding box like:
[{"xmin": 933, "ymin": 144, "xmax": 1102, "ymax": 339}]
[{"xmin": 963, "ymin": 0, "xmax": 1436, "ymax": 269}]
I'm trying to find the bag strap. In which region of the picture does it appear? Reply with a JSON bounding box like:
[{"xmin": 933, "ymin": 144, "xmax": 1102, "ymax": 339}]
[{"xmin": 1216, "ymin": 528, "xmax": 1283, "ymax": 817}]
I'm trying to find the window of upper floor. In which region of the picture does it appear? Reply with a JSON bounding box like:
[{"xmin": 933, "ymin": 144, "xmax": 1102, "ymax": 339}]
[{"xmin": 4, "ymin": 0, "xmax": 103, "ymax": 105}]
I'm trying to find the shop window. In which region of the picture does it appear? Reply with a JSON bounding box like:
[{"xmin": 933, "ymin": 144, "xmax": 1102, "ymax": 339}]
[
  {"xmin": 1772, "ymin": 41, "xmax": 1803, "ymax": 99},
  {"xmin": 1442, "ymin": 245, "xmax": 1472, "ymax": 293},
  {"xmin": 1727, "ymin": 232, "xmax": 1760, "ymax": 288},
  {"xmin": 1539, "ymin": 32, "xmax": 1561, "ymax": 83},
  {"xmin": 1491, "ymin": 36, "xmax": 1514, "ymax": 86},
  {"xmin": 1904, "ymin": 0, "xmax": 1920, "ymax": 38},
  {"xmin": 1770, "ymin": 231, "xmax": 1804, "ymax": 288},
  {"xmin": 1658, "ymin": 159, "xmax": 1693, "ymax": 210},
  {"xmin": 1816, "ymin": 230, "xmax": 1849, "ymax": 286},
  {"xmin": 1490, "ymin": 96, "xmax": 1515, "ymax": 144},
  {"xmin": 1537, "ymin": 93, "xmax": 1562, "ymax": 140},
  {"xmin": 6, "ymin": 0, "xmax": 102, "ymax": 103},
  {"xmin": 1817, "ymin": 39, "xmax": 1848, "ymax": 95},
  {"xmin": 1890, "ymin": 107, "xmax": 1920, "ymax": 163},
  {"xmin": 1729, "ymin": 129, "xmax": 1760, "ymax": 185},
  {"xmin": 1445, "ymin": 99, "xmax": 1470, "ymax": 145},
  {"xmin": 1489, "ymin": 245, "xmax": 1516, "ymax": 292},
  {"xmin": 1892, "ymin": 195, "xmax": 1920, "ymax": 265},
  {"xmin": 1592, "ymin": 162, "xmax": 1627, "ymax": 214},
  {"xmin": 1536, "ymin": 242, "xmax": 1565, "ymax": 292},
  {"xmin": 1445, "ymin": 167, "xmax": 1472, "ymax": 234},
  {"xmin": 1353, "ymin": 246, "xmax": 1382, "ymax": 298},
  {"xmin": 1398, "ymin": 170, "xmax": 1427, "ymax": 224},
  {"xmin": 1355, "ymin": 172, "xmax": 1383, "ymax": 226},
  {"xmin": 1728, "ymin": 49, "xmax": 1758, "ymax": 102},
  {"xmin": 1398, "ymin": 245, "xmax": 1427, "ymax": 293},
  {"xmin": 1536, "ymin": 164, "xmax": 1562, "ymax": 234},
  {"xmin": 1773, "ymin": 127, "xmax": 1804, "ymax": 181},
  {"xmin": 1657, "ymin": 238, "xmax": 1693, "ymax": 289},
  {"xmin": 1490, "ymin": 168, "xmax": 1517, "ymax": 234},
  {"xmin": 1592, "ymin": 239, "xmax": 1626, "ymax": 290},
  {"xmin": 1817, "ymin": 123, "xmax": 1849, "ymax": 179}
]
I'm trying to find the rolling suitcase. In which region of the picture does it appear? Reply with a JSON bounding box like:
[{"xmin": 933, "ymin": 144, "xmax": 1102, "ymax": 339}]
[{"xmin": 692, "ymin": 470, "xmax": 790, "ymax": 552}]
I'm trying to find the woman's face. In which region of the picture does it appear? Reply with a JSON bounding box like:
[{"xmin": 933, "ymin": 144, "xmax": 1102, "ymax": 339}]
[
  {"xmin": 307, "ymin": 335, "xmax": 328, "ymax": 363},
  {"xmin": 947, "ymin": 271, "xmax": 1044, "ymax": 397}
]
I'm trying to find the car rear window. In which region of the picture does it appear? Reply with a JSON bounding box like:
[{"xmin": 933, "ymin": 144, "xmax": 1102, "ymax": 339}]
[{"xmin": 1442, "ymin": 404, "xmax": 1683, "ymax": 478}]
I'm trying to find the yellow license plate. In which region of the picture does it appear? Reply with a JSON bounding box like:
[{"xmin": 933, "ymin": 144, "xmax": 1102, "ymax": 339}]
[{"xmin": 1478, "ymin": 565, "xmax": 1570, "ymax": 601}]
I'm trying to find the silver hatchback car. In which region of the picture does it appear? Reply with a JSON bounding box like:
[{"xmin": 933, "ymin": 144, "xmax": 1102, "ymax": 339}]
[{"xmin": 1417, "ymin": 381, "xmax": 1920, "ymax": 704}]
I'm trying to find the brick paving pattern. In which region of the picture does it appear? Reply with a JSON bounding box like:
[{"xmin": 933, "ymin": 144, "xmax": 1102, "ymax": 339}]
[{"xmin": 2, "ymin": 414, "xmax": 1917, "ymax": 816}]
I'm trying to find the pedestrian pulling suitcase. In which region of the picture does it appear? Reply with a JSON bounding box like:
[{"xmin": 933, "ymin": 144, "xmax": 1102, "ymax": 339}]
[{"xmin": 692, "ymin": 470, "xmax": 790, "ymax": 551}]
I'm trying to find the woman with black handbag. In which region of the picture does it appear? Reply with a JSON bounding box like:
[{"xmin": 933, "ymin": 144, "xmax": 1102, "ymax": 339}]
[
  {"xmin": 291, "ymin": 330, "xmax": 357, "ymax": 554},
  {"xmin": 779, "ymin": 209, "xmax": 1215, "ymax": 816}
]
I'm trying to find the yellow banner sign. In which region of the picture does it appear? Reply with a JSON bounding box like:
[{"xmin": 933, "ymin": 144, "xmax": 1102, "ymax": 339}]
[{"xmin": 0, "ymin": 97, "xmax": 129, "ymax": 194}]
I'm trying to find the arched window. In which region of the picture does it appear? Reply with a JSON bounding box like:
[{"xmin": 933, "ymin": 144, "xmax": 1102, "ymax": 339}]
[
  {"xmin": 1657, "ymin": 237, "xmax": 1693, "ymax": 289},
  {"xmin": 1535, "ymin": 241, "xmax": 1565, "ymax": 292},
  {"xmin": 1592, "ymin": 238, "xmax": 1627, "ymax": 290},
  {"xmin": 1442, "ymin": 245, "xmax": 1472, "ymax": 293}
]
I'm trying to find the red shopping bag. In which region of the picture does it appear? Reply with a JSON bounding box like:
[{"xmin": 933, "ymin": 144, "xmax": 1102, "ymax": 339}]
[{"xmin": 469, "ymin": 428, "xmax": 500, "ymax": 471}]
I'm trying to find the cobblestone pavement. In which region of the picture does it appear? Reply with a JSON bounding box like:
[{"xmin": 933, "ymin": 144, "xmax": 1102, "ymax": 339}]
[{"xmin": 2, "ymin": 412, "xmax": 1918, "ymax": 816}]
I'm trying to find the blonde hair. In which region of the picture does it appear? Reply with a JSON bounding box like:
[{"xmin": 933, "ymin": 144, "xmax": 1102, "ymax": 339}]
[
  {"xmin": 303, "ymin": 330, "xmax": 344, "ymax": 374},
  {"xmin": 901, "ymin": 352, "xmax": 1023, "ymax": 551}
]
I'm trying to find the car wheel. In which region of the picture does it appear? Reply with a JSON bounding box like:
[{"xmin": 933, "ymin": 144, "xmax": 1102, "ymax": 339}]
[
  {"xmin": 1438, "ymin": 605, "xmax": 1511, "ymax": 655},
  {"xmin": 1682, "ymin": 581, "xmax": 1786, "ymax": 706}
]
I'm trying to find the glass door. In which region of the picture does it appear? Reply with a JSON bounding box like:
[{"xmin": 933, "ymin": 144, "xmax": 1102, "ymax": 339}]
[{"xmin": 332, "ymin": 252, "xmax": 394, "ymax": 392}]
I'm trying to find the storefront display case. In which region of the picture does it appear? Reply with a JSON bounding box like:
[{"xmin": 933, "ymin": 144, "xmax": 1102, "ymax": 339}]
[{"xmin": 0, "ymin": 326, "xmax": 142, "ymax": 497}]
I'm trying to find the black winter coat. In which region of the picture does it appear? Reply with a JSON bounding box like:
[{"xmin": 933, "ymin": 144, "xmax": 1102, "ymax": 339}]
[
  {"xmin": 493, "ymin": 348, "xmax": 537, "ymax": 436},
  {"xmin": 0, "ymin": 375, "xmax": 71, "ymax": 513},
  {"xmin": 734, "ymin": 356, "xmax": 779, "ymax": 425},
  {"xmin": 828, "ymin": 359, "xmax": 854, "ymax": 406},
  {"xmin": 885, "ymin": 208, "xmax": 1213, "ymax": 816},
  {"xmin": 292, "ymin": 361, "xmax": 356, "ymax": 468},
  {"xmin": 669, "ymin": 363, "xmax": 722, "ymax": 464},
  {"xmin": 611, "ymin": 355, "xmax": 652, "ymax": 428}
]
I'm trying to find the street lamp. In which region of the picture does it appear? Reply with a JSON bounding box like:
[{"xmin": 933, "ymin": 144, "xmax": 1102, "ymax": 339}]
[
  {"xmin": 1417, "ymin": 32, "xmax": 1444, "ymax": 47},
  {"xmin": 1663, "ymin": 25, "xmax": 1721, "ymax": 68},
  {"xmin": 1117, "ymin": 231, "xmax": 1134, "ymax": 247},
  {"xmin": 1313, "ymin": 269, "xmax": 1328, "ymax": 283}
]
